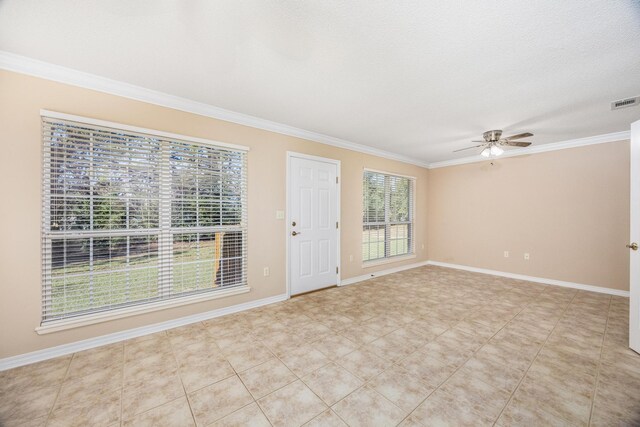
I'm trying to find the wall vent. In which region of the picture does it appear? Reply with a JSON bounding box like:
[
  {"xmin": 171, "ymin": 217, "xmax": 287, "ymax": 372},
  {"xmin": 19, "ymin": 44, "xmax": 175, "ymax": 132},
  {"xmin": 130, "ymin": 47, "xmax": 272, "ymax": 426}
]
[{"xmin": 611, "ymin": 96, "xmax": 640, "ymax": 110}]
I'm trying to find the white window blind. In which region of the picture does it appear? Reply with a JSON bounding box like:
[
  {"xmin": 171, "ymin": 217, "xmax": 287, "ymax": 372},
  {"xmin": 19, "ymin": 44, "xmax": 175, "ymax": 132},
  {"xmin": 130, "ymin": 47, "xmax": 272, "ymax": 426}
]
[
  {"xmin": 362, "ymin": 170, "xmax": 414, "ymax": 262},
  {"xmin": 41, "ymin": 115, "xmax": 248, "ymax": 323}
]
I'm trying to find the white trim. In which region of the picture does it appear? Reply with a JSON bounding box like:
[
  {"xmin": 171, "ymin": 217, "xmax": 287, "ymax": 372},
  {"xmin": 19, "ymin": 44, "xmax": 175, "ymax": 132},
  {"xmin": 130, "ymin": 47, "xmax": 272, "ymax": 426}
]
[
  {"xmin": 428, "ymin": 131, "xmax": 631, "ymax": 169},
  {"xmin": 36, "ymin": 286, "xmax": 252, "ymax": 334},
  {"xmin": 2, "ymin": 52, "xmax": 632, "ymax": 170},
  {"xmin": 40, "ymin": 109, "xmax": 249, "ymax": 152},
  {"xmin": 5, "ymin": 256, "xmax": 629, "ymax": 370},
  {"xmin": 286, "ymin": 155, "xmax": 291, "ymax": 297},
  {"xmin": 341, "ymin": 260, "xmax": 430, "ymax": 286},
  {"xmin": 1, "ymin": 51, "xmax": 429, "ymax": 168},
  {"xmin": 362, "ymin": 169, "xmax": 417, "ymax": 263},
  {"xmin": 287, "ymin": 151, "xmax": 343, "ymax": 166},
  {"xmin": 2, "ymin": 293, "xmax": 288, "ymax": 371},
  {"xmin": 629, "ymin": 120, "xmax": 640, "ymax": 352},
  {"xmin": 286, "ymin": 152, "xmax": 341, "ymax": 297},
  {"xmin": 3, "ymin": 52, "xmax": 631, "ymax": 170},
  {"xmin": 362, "ymin": 254, "xmax": 417, "ymax": 268},
  {"xmin": 363, "ymin": 167, "xmax": 417, "ymax": 180},
  {"xmin": 427, "ymin": 261, "xmax": 630, "ymax": 297}
]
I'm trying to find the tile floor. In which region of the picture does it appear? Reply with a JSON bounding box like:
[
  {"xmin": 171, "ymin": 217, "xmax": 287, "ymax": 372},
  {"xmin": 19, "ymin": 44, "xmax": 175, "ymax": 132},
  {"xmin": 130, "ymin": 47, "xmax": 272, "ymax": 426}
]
[{"xmin": 1, "ymin": 265, "xmax": 639, "ymax": 426}]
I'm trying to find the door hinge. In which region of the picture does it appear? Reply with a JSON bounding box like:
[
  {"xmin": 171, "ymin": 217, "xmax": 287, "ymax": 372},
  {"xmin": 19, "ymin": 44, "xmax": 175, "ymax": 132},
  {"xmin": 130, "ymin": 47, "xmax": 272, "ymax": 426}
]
[
  {"xmin": 336, "ymin": 221, "xmax": 339, "ymax": 229},
  {"xmin": 336, "ymin": 176, "xmax": 339, "ymax": 184},
  {"xmin": 336, "ymin": 266, "xmax": 339, "ymax": 274}
]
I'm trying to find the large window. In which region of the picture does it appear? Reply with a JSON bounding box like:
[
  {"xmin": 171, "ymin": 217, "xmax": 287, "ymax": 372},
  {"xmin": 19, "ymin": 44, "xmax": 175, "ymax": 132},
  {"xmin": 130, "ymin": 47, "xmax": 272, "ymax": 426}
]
[
  {"xmin": 41, "ymin": 113, "xmax": 248, "ymax": 324},
  {"xmin": 362, "ymin": 170, "xmax": 414, "ymax": 262}
]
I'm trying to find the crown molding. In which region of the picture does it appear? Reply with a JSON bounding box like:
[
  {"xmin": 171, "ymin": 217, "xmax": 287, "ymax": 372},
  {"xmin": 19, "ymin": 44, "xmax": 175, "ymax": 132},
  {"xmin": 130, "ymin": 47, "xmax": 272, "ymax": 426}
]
[
  {"xmin": 0, "ymin": 51, "xmax": 431, "ymax": 169},
  {"xmin": 427, "ymin": 130, "xmax": 631, "ymax": 169},
  {"xmin": 0, "ymin": 51, "xmax": 630, "ymax": 170}
]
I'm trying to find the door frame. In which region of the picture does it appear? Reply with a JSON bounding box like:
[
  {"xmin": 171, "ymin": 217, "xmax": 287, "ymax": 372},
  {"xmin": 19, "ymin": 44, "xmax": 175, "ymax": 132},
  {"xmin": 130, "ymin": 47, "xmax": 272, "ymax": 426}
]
[
  {"xmin": 285, "ymin": 151, "xmax": 341, "ymax": 298},
  {"xmin": 630, "ymin": 120, "xmax": 640, "ymax": 352}
]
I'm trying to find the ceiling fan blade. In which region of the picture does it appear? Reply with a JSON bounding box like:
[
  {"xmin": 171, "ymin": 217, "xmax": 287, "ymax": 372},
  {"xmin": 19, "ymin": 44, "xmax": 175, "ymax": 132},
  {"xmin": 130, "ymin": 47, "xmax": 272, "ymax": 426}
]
[
  {"xmin": 505, "ymin": 141, "xmax": 532, "ymax": 147},
  {"xmin": 453, "ymin": 144, "xmax": 484, "ymax": 152},
  {"xmin": 502, "ymin": 132, "xmax": 533, "ymax": 141}
]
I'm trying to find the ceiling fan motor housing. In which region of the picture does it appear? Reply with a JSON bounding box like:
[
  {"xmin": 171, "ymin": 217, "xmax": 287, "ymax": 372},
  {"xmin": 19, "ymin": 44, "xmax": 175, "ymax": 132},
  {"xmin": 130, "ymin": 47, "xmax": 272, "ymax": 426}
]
[
  {"xmin": 453, "ymin": 130, "xmax": 532, "ymax": 154},
  {"xmin": 483, "ymin": 130, "xmax": 502, "ymax": 142}
]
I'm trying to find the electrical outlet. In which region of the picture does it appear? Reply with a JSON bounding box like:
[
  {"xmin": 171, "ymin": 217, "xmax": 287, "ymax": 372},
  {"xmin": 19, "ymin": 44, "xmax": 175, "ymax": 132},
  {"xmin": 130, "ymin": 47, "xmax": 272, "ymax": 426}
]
[
  {"xmin": 349, "ymin": 254, "xmax": 354, "ymax": 262},
  {"xmin": 524, "ymin": 253, "xmax": 530, "ymax": 260},
  {"xmin": 504, "ymin": 251, "xmax": 509, "ymax": 258},
  {"xmin": 421, "ymin": 244, "xmax": 425, "ymax": 250},
  {"xmin": 263, "ymin": 267, "xmax": 270, "ymax": 276}
]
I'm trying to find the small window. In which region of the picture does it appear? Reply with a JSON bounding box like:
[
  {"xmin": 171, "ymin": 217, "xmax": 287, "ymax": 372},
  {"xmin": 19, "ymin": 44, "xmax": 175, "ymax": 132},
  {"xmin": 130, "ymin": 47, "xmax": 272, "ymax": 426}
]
[
  {"xmin": 41, "ymin": 114, "xmax": 248, "ymax": 324},
  {"xmin": 362, "ymin": 170, "xmax": 414, "ymax": 262}
]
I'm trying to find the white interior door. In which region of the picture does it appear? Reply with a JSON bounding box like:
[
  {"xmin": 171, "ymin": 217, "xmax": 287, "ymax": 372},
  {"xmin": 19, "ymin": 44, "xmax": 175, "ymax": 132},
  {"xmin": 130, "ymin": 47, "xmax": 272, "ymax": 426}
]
[
  {"xmin": 288, "ymin": 154, "xmax": 339, "ymax": 296},
  {"xmin": 630, "ymin": 119, "xmax": 640, "ymax": 354}
]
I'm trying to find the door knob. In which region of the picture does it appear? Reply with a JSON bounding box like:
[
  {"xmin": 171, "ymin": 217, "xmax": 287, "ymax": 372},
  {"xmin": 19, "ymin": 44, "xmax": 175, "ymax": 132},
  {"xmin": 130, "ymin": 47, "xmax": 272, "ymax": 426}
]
[
  {"xmin": 292, "ymin": 221, "xmax": 296, "ymax": 226},
  {"xmin": 291, "ymin": 231, "xmax": 301, "ymax": 236},
  {"xmin": 627, "ymin": 242, "xmax": 638, "ymax": 251}
]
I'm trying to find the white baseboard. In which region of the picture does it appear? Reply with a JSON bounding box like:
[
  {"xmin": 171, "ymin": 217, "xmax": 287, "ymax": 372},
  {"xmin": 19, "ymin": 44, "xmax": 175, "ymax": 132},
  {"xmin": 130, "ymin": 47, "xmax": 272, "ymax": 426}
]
[
  {"xmin": 427, "ymin": 261, "xmax": 630, "ymax": 297},
  {"xmin": 2, "ymin": 260, "xmax": 628, "ymax": 370},
  {"xmin": 340, "ymin": 260, "xmax": 430, "ymax": 286},
  {"xmin": 0, "ymin": 293, "xmax": 288, "ymax": 371}
]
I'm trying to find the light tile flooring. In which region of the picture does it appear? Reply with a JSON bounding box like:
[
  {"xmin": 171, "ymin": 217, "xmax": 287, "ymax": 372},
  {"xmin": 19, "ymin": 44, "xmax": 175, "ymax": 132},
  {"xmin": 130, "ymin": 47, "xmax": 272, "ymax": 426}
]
[{"xmin": 1, "ymin": 266, "xmax": 639, "ymax": 426}]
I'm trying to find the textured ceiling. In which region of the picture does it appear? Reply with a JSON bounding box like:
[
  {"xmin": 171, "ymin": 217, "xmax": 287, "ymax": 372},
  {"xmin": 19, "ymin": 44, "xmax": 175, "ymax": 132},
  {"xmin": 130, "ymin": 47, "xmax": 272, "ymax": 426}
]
[{"xmin": 1, "ymin": 0, "xmax": 639, "ymax": 163}]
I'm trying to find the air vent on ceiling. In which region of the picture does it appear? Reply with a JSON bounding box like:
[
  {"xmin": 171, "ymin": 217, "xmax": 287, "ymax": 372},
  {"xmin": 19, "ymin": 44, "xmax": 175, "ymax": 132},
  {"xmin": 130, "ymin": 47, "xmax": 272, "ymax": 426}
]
[{"xmin": 611, "ymin": 96, "xmax": 640, "ymax": 110}]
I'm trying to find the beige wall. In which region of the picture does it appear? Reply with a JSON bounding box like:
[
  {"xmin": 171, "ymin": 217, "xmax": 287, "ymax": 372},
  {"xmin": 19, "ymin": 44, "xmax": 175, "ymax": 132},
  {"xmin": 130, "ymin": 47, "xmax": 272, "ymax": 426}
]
[
  {"xmin": 428, "ymin": 142, "xmax": 630, "ymax": 291},
  {"xmin": 0, "ymin": 68, "xmax": 631, "ymax": 360},
  {"xmin": 0, "ymin": 70, "xmax": 429, "ymax": 358}
]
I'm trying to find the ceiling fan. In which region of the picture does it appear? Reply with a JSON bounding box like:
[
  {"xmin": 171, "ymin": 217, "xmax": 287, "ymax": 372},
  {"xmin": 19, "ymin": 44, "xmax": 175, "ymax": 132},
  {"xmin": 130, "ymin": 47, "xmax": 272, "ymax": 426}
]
[{"xmin": 454, "ymin": 130, "xmax": 533, "ymax": 157}]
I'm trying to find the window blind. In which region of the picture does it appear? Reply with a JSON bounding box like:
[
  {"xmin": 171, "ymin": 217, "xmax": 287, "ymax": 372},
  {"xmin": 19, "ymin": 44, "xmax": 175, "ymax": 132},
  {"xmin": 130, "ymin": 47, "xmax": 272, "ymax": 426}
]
[
  {"xmin": 362, "ymin": 170, "xmax": 414, "ymax": 262},
  {"xmin": 41, "ymin": 115, "xmax": 248, "ymax": 323}
]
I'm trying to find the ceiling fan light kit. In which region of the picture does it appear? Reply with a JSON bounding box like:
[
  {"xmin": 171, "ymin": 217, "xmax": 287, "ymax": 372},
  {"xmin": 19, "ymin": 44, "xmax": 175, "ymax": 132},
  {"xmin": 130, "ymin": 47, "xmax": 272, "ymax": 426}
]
[
  {"xmin": 454, "ymin": 130, "xmax": 533, "ymax": 158},
  {"xmin": 490, "ymin": 145, "xmax": 504, "ymax": 156}
]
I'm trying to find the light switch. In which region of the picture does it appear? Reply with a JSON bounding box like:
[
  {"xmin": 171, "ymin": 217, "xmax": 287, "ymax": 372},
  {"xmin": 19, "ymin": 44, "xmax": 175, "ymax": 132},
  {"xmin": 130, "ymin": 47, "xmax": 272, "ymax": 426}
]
[{"xmin": 276, "ymin": 210, "xmax": 285, "ymax": 220}]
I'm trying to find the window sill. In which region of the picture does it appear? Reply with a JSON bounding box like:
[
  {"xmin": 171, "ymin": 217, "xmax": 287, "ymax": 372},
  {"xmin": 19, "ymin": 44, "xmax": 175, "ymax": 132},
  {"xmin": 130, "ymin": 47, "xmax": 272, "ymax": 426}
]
[
  {"xmin": 362, "ymin": 253, "xmax": 416, "ymax": 268},
  {"xmin": 35, "ymin": 285, "xmax": 251, "ymax": 335}
]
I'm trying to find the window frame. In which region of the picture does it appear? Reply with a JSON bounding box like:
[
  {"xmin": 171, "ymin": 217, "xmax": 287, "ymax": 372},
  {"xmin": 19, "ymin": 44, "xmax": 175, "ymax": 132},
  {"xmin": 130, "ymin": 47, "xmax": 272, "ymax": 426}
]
[
  {"xmin": 38, "ymin": 110, "xmax": 250, "ymax": 334},
  {"xmin": 362, "ymin": 168, "xmax": 416, "ymax": 265}
]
